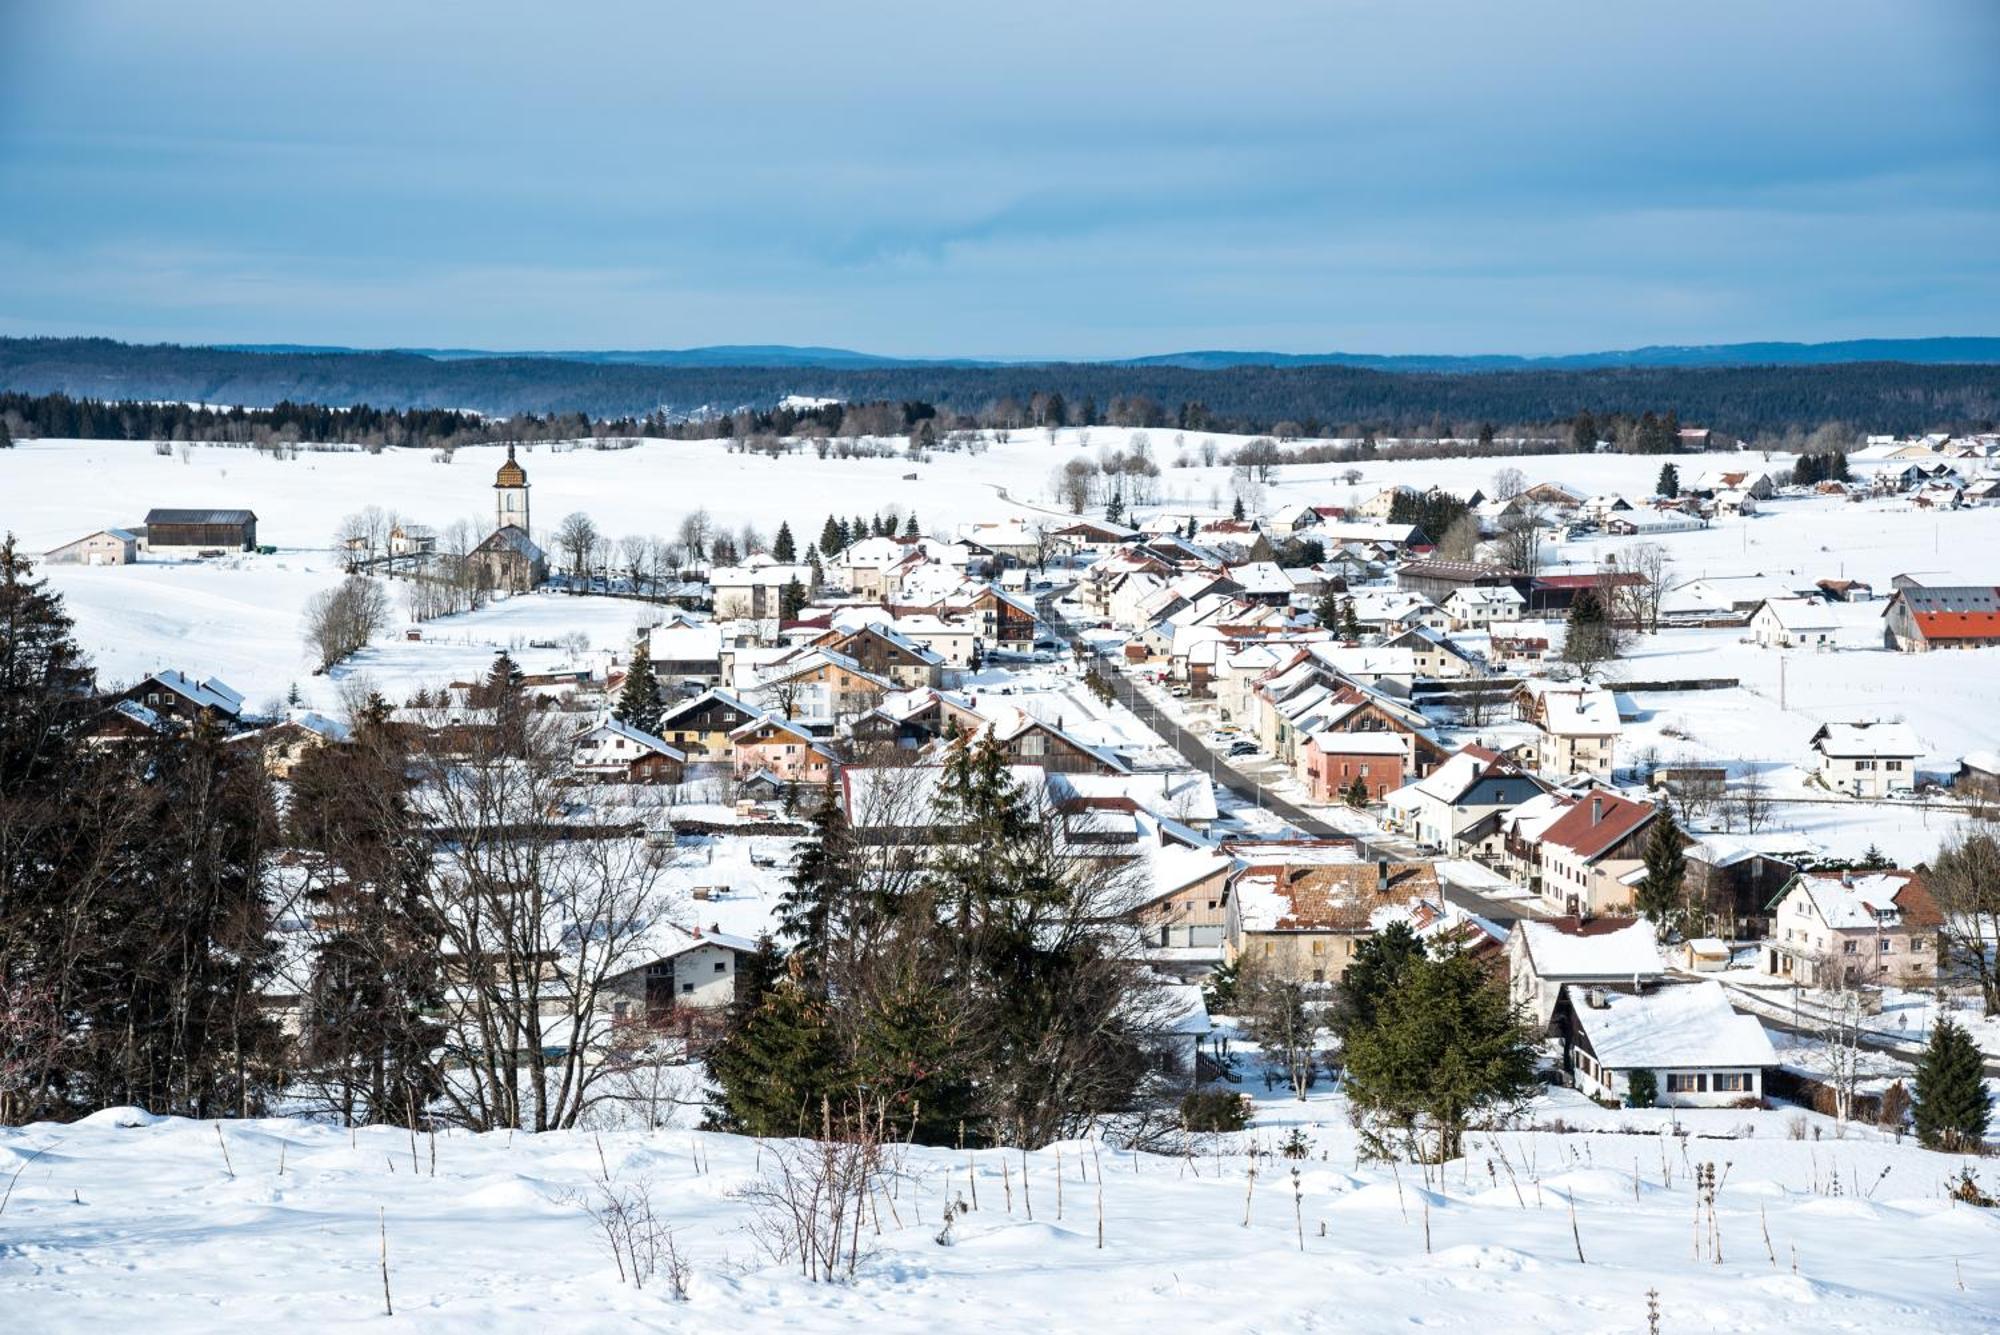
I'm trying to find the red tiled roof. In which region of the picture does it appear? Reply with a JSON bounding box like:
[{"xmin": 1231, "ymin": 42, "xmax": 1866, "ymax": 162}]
[
  {"xmin": 1538, "ymin": 789, "xmax": 1656, "ymax": 861},
  {"xmin": 1912, "ymin": 611, "xmax": 2000, "ymax": 639}
]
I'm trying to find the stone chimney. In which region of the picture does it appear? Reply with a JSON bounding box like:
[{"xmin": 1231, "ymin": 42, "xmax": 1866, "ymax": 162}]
[
  {"xmin": 1377, "ymin": 858, "xmax": 1391, "ymax": 894},
  {"xmin": 1591, "ymin": 796, "xmax": 1604, "ymax": 825}
]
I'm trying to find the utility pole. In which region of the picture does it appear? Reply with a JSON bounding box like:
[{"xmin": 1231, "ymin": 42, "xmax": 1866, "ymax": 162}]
[{"xmin": 1778, "ymin": 655, "xmax": 1787, "ymax": 712}]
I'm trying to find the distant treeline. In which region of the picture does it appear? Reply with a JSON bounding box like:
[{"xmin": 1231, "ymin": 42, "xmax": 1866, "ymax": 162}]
[{"xmin": 3, "ymin": 336, "xmax": 1998, "ymax": 436}]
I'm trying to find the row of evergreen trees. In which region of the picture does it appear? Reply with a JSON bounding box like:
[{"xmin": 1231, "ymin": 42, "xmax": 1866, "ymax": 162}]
[{"xmin": 1791, "ymin": 449, "xmax": 1853, "ymax": 486}]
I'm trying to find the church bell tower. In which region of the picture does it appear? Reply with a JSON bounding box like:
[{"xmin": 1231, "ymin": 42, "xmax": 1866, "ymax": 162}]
[{"xmin": 494, "ymin": 443, "xmax": 530, "ymax": 535}]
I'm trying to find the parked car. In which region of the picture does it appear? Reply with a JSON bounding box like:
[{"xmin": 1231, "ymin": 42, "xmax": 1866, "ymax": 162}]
[{"xmin": 1227, "ymin": 741, "xmax": 1259, "ymax": 757}]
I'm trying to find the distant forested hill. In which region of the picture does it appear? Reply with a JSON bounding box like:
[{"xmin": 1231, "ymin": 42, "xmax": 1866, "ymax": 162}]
[{"xmin": 2, "ymin": 336, "xmax": 1996, "ymax": 434}]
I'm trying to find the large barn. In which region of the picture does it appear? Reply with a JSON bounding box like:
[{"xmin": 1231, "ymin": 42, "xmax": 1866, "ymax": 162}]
[{"xmin": 141, "ymin": 508, "xmax": 258, "ymax": 555}]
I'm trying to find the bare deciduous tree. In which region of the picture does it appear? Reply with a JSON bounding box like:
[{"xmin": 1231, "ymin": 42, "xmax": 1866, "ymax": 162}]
[
  {"xmin": 1929, "ymin": 819, "xmax": 2000, "ymax": 1015},
  {"xmin": 304, "ymin": 575, "xmax": 392, "ymax": 670}
]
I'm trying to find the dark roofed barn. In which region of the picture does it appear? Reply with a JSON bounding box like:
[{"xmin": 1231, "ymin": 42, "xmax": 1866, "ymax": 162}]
[{"xmin": 142, "ymin": 508, "xmax": 258, "ymax": 553}]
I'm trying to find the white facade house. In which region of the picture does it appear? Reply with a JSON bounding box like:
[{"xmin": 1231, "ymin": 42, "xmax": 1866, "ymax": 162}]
[
  {"xmin": 1749, "ymin": 598, "xmax": 1839, "ymax": 649},
  {"xmin": 1808, "ymin": 721, "xmax": 1922, "ymax": 798},
  {"xmin": 1442, "ymin": 584, "xmax": 1525, "ymax": 630},
  {"xmin": 1564, "ymin": 981, "xmax": 1775, "ymax": 1108},
  {"xmin": 1507, "ymin": 917, "xmax": 1667, "ymax": 1032}
]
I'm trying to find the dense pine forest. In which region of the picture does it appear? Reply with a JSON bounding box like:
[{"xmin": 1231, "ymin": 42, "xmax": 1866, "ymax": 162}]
[{"xmin": 3, "ymin": 336, "xmax": 1997, "ymax": 436}]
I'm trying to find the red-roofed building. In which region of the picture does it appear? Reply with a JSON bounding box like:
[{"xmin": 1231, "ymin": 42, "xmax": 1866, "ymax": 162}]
[
  {"xmin": 1536, "ymin": 788, "xmax": 1660, "ymax": 917},
  {"xmin": 1881, "ymin": 584, "xmax": 2000, "ymax": 651}
]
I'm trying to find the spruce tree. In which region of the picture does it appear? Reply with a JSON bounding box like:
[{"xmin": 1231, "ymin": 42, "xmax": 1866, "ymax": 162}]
[
  {"xmin": 1913, "ymin": 1016, "xmax": 1990, "ymax": 1152},
  {"xmin": 777, "ymin": 798, "xmax": 861, "ymax": 977},
  {"xmin": 1231, "ymin": 494, "xmax": 1246, "ymax": 522},
  {"xmin": 772, "ymin": 521, "xmax": 796, "ymax": 563},
  {"xmin": 1571, "ymin": 411, "xmax": 1597, "ymax": 454},
  {"xmin": 1341, "ymin": 599, "xmax": 1363, "ymax": 642},
  {"xmin": 1345, "ymin": 775, "xmax": 1369, "ymax": 807},
  {"xmin": 1656, "ymin": 462, "xmax": 1680, "ymax": 498},
  {"xmin": 1342, "ymin": 947, "xmax": 1536, "ymax": 1162},
  {"xmin": 614, "ymin": 637, "xmax": 662, "ymax": 734},
  {"xmin": 1563, "ymin": 588, "xmax": 1616, "ymax": 672},
  {"xmin": 778, "ymin": 577, "xmax": 808, "ymax": 622},
  {"xmin": 1332, "ymin": 920, "xmax": 1423, "ymax": 1042},
  {"xmin": 902, "ymin": 512, "xmax": 920, "ymax": 538},
  {"xmin": 0, "ymin": 418, "xmax": 12, "ymax": 449},
  {"xmin": 704, "ymin": 965, "xmax": 843, "ymax": 1136},
  {"xmin": 1314, "ymin": 589, "xmax": 1342, "ymax": 632},
  {"xmin": 1105, "ymin": 490, "xmax": 1125, "ymax": 525},
  {"xmin": 820, "ymin": 515, "xmax": 845, "ymax": 556},
  {"xmin": 1635, "ymin": 814, "xmax": 1686, "ymax": 939}
]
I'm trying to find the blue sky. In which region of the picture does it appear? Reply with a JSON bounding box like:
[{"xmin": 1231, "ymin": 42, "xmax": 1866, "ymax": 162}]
[{"xmin": 2, "ymin": 1, "xmax": 1996, "ymax": 357}]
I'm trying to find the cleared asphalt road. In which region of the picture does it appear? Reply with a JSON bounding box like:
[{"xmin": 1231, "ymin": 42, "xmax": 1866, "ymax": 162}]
[{"xmin": 1036, "ymin": 590, "xmax": 1542, "ymax": 926}]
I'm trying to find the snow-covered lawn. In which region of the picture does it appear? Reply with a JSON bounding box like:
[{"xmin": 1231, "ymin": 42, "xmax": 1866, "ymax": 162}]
[{"xmin": 3, "ymin": 1091, "xmax": 1996, "ymax": 1332}]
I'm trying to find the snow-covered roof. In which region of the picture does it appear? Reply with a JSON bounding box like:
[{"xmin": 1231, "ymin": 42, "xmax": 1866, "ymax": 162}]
[
  {"xmin": 1809, "ymin": 721, "xmax": 1923, "ymax": 759},
  {"xmin": 1522, "ymin": 682, "xmax": 1618, "ymax": 736},
  {"xmin": 144, "ymin": 669, "xmax": 245, "ymax": 716},
  {"xmin": 1784, "ymin": 870, "xmax": 1935, "ymax": 930},
  {"xmin": 1571, "ymin": 982, "xmax": 1776, "ymax": 1071},
  {"xmin": 1753, "ymin": 597, "xmax": 1840, "ymax": 633},
  {"xmin": 1305, "ymin": 730, "xmax": 1408, "ymax": 756},
  {"xmin": 1517, "ymin": 917, "xmax": 1666, "ymax": 980}
]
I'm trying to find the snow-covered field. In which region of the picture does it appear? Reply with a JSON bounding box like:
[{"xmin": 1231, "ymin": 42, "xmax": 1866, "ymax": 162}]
[{"xmin": 3, "ymin": 1087, "xmax": 1995, "ymax": 1333}]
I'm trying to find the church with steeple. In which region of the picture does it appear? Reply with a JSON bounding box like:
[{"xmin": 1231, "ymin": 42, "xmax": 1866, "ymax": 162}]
[{"xmin": 470, "ymin": 443, "xmax": 547, "ymax": 592}]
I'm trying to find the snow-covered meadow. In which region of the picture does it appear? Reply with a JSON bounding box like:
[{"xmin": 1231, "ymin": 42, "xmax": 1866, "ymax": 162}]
[{"xmin": 3, "ymin": 1086, "xmax": 1996, "ymax": 1333}]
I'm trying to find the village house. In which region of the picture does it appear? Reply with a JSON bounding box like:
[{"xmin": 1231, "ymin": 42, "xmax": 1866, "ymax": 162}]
[
  {"xmin": 1681, "ymin": 835, "xmax": 1800, "ymax": 938},
  {"xmin": 1128, "ymin": 844, "xmax": 1238, "ymax": 966},
  {"xmin": 730, "ymin": 714, "xmax": 839, "ymax": 790},
  {"xmin": 951, "ymin": 705, "xmax": 1130, "ymax": 776},
  {"xmin": 1442, "ymin": 583, "xmax": 1526, "ymax": 629},
  {"xmin": 1381, "ymin": 625, "xmax": 1481, "ymax": 680},
  {"xmin": 1808, "ymin": 720, "xmax": 1922, "ymax": 798},
  {"xmin": 1762, "ymin": 869, "xmax": 1941, "ymax": 989},
  {"xmin": 227, "ymin": 710, "xmax": 351, "ymax": 779},
  {"xmin": 647, "ymin": 615, "xmax": 725, "ymax": 687},
  {"xmin": 1957, "ymin": 751, "xmax": 2000, "ymax": 804},
  {"xmin": 755, "ymin": 649, "xmax": 896, "ymax": 722},
  {"xmin": 107, "ymin": 669, "xmax": 246, "ymax": 730},
  {"xmin": 570, "ymin": 716, "xmax": 687, "ymax": 785},
  {"xmin": 601, "ymin": 927, "xmax": 761, "ymax": 1026},
  {"xmin": 1535, "ymin": 788, "xmax": 1658, "ymax": 917},
  {"xmin": 1506, "ymin": 916, "xmax": 1668, "ymax": 1032},
  {"xmin": 1879, "ymin": 583, "xmax": 2000, "ymax": 651},
  {"xmin": 711, "ymin": 555, "xmax": 813, "ymax": 620},
  {"xmin": 1384, "ymin": 744, "xmax": 1549, "ymax": 854},
  {"xmin": 1302, "ymin": 731, "xmax": 1407, "ymax": 804},
  {"xmin": 1048, "ymin": 519, "xmax": 1139, "ymax": 559},
  {"xmin": 1748, "ymin": 597, "xmax": 1839, "ymax": 649},
  {"xmin": 1559, "ymin": 981, "xmax": 1775, "ymax": 1108},
  {"xmin": 654, "ymin": 688, "xmax": 763, "ymax": 764},
  {"xmin": 822, "ymin": 623, "xmax": 947, "ymax": 690},
  {"xmin": 43, "ymin": 527, "xmax": 140, "ymax": 566},
  {"xmin": 1224, "ymin": 857, "xmax": 1442, "ymax": 986},
  {"xmin": 1512, "ymin": 680, "xmax": 1618, "ymax": 779}
]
